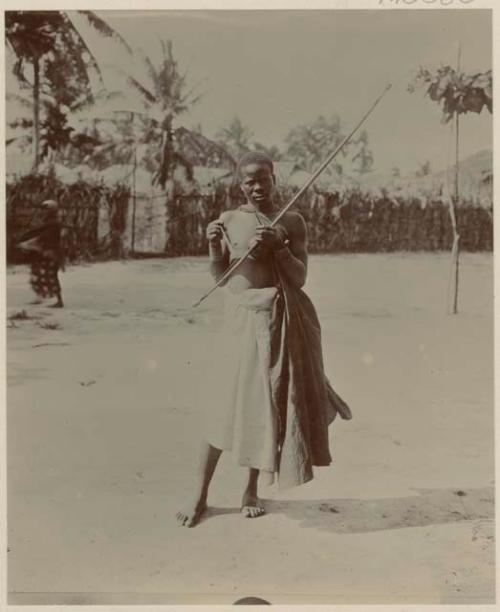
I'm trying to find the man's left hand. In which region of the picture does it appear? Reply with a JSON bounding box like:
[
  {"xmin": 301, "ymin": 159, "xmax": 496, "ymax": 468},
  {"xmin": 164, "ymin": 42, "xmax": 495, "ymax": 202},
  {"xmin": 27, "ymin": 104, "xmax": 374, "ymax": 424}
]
[{"xmin": 253, "ymin": 225, "xmax": 287, "ymax": 251}]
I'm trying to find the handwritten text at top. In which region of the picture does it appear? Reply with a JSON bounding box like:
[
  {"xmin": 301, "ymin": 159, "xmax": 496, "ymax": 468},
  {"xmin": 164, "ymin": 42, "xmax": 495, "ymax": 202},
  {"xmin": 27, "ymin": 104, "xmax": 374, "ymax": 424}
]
[{"xmin": 379, "ymin": 0, "xmax": 475, "ymax": 5}]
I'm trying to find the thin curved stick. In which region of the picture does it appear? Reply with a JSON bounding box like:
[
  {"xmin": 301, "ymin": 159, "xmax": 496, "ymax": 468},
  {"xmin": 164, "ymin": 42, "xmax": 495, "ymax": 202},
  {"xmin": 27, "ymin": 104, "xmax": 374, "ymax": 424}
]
[{"xmin": 192, "ymin": 83, "xmax": 392, "ymax": 308}]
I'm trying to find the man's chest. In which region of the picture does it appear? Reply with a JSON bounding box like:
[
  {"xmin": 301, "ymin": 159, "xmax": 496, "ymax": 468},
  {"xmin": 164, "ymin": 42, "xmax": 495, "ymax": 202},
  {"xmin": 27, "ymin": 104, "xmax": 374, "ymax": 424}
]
[{"xmin": 224, "ymin": 212, "xmax": 262, "ymax": 252}]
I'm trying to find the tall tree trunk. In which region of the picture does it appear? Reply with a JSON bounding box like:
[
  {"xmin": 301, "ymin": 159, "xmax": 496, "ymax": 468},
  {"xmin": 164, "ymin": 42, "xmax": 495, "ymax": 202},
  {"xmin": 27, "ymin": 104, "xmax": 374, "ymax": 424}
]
[{"xmin": 32, "ymin": 54, "xmax": 41, "ymax": 171}]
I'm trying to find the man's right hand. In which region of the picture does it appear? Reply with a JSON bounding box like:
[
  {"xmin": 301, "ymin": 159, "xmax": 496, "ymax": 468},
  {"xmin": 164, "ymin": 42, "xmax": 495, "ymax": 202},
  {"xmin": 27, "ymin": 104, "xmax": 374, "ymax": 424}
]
[{"xmin": 206, "ymin": 220, "xmax": 224, "ymax": 244}]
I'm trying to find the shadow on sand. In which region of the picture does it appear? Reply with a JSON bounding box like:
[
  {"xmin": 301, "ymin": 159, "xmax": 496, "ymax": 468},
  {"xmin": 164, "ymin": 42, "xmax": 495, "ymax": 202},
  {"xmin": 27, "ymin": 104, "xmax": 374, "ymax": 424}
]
[
  {"xmin": 262, "ymin": 486, "xmax": 494, "ymax": 534},
  {"xmin": 205, "ymin": 506, "xmax": 242, "ymax": 520}
]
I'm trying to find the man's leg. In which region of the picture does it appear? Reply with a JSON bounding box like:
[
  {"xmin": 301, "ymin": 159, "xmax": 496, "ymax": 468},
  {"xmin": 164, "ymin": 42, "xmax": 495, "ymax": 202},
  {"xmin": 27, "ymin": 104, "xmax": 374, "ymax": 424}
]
[
  {"xmin": 241, "ymin": 468, "xmax": 265, "ymax": 518},
  {"xmin": 50, "ymin": 269, "xmax": 64, "ymax": 308},
  {"xmin": 176, "ymin": 440, "xmax": 222, "ymax": 527},
  {"xmin": 29, "ymin": 262, "xmax": 44, "ymax": 304},
  {"xmin": 50, "ymin": 290, "xmax": 64, "ymax": 308}
]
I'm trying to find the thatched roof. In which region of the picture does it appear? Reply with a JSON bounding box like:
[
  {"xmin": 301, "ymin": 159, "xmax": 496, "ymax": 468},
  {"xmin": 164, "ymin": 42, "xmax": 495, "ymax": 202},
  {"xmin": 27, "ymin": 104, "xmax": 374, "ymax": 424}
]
[{"xmin": 174, "ymin": 127, "xmax": 236, "ymax": 170}]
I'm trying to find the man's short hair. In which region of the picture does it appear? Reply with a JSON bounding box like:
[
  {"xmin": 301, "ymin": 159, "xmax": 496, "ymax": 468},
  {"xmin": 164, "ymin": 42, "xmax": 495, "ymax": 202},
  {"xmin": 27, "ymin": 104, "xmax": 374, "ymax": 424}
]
[{"xmin": 237, "ymin": 151, "xmax": 274, "ymax": 176}]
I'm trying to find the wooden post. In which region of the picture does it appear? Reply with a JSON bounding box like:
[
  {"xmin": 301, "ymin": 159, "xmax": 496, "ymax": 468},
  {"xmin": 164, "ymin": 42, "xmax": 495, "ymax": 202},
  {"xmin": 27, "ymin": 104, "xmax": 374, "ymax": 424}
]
[
  {"xmin": 131, "ymin": 147, "xmax": 137, "ymax": 255},
  {"xmin": 447, "ymin": 43, "xmax": 461, "ymax": 315},
  {"xmin": 32, "ymin": 54, "xmax": 40, "ymax": 171},
  {"xmin": 453, "ymin": 108, "xmax": 460, "ymax": 315}
]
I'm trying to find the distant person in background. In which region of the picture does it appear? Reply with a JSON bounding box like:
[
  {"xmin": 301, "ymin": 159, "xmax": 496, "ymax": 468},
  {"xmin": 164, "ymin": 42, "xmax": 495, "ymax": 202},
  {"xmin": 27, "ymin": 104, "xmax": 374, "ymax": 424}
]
[{"xmin": 17, "ymin": 199, "xmax": 65, "ymax": 308}]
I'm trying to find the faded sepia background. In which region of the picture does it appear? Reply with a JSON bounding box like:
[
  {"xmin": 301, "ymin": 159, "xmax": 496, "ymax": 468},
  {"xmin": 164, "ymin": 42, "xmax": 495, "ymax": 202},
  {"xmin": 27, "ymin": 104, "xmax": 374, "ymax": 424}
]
[{"xmin": 5, "ymin": 9, "xmax": 494, "ymax": 605}]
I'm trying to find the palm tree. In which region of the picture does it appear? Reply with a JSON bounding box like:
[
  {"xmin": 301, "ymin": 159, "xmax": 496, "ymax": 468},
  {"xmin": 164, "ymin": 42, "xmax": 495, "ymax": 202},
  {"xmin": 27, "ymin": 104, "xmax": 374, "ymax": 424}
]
[
  {"xmin": 111, "ymin": 39, "xmax": 203, "ymax": 188},
  {"xmin": 284, "ymin": 115, "xmax": 347, "ymax": 177},
  {"xmin": 216, "ymin": 116, "xmax": 253, "ymax": 157},
  {"xmin": 5, "ymin": 10, "xmax": 131, "ymax": 170},
  {"xmin": 352, "ymin": 130, "xmax": 374, "ymax": 175},
  {"xmin": 67, "ymin": 39, "xmax": 202, "ymax": 189},
  {"xmin": 63, "ymin": 35, "xmax": 234, "ymax": 185}
]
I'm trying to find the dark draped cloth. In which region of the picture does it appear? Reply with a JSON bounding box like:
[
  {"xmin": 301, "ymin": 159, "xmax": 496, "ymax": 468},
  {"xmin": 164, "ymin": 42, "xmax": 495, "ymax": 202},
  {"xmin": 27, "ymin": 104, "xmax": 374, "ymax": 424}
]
[{"xmin": 269, "ymin": 267, "xmax": 352, "ymax": 488}]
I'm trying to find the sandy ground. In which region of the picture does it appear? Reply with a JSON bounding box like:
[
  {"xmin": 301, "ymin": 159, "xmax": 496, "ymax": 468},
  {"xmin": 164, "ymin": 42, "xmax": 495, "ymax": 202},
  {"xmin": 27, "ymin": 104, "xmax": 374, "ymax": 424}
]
[{"xmin": 6, "ymin": 253, "xmax": 495, "ymax": 605}]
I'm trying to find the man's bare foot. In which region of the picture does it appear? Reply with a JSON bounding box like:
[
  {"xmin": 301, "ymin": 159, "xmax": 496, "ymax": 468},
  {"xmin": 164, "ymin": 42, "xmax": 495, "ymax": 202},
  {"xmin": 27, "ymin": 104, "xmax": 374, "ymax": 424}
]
[
  {"xmin": 49, "ymin": 301, "xmax": 64, "ymax": 308},
  {"xmin": 241, "ymin": 490, "xmax": 265, "ymax": 518},
  {"xmin": 176, "ymin": 499, "xmax": 208, "ymax": 528}
]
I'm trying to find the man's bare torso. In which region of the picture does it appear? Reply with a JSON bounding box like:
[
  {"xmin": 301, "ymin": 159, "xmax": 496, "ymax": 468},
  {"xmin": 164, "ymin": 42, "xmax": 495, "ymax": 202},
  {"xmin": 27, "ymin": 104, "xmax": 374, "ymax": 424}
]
[{"xmin": 222, "ymin": 209, "xmax": 288, "ymax": 293}]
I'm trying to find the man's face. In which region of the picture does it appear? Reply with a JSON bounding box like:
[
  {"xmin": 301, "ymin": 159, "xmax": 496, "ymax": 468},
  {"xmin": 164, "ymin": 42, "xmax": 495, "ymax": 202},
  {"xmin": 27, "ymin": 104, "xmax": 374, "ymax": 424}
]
[{"xmin": 239, "ymin": 163, "xmax": 275, "ymax": 207}]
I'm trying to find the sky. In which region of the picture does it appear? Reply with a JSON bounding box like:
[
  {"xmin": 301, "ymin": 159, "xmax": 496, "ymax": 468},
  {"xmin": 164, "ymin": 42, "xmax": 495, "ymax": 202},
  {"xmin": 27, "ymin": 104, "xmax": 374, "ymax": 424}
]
[{"xmin": 7, "ymin": 9, "xmax": 493, "ymax": 176}]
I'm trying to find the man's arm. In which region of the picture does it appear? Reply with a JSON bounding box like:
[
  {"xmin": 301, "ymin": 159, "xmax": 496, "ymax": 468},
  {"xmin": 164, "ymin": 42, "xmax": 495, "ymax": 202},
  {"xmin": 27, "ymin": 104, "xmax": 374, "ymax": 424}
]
[
  {"xmin": 274, "ymin": 213, "xmax": 308, "ymax": 289},
  {"xmin": 17, "ymin": 223, "xmax": 48, "ymax": 243},
  {"xmin": 207, "ymin": 212, "xmax": 230, "ymax": 282},
  {"xmin": 252, "ymin": 212, "xmax": 308, "ymax": 289}
]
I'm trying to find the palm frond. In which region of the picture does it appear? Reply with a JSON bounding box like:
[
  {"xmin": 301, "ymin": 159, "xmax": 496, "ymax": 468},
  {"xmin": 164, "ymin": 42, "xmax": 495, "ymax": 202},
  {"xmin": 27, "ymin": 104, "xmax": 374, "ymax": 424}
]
[
  {"xmin": 136, "ymin": 47, "xmax": 159, "ymax": 95},
  {"xmin": 160, "ymin": 38, "xmax": 170, "ymax": 62},
  {"xmin": 78, "ymin": 11, "xmax": 133, "ymax": 54},
  {"xmin": 126, "ymin": 76, "xmax": 157, "ymax": 105},
  {"xmin": 69, "ymin": 99, "xmax": 153, "ymax": 130},
  {"xmin": 55, "ymin": 24, "xmax": 96, "ymax": 88},
  {"xmin": 60, "ymin": 12, "xmax": 105, "ymax": 84},
  {"xmin": 6, "ymin": 132, "xmax": 32, "ymax": 146},
  {"xmin": 6, "ymin": 92, "xmax": 33, "ymax": 109},
  {"xmin": 12, "ymin": 57, "xmax": 31, "ymax": 86}
]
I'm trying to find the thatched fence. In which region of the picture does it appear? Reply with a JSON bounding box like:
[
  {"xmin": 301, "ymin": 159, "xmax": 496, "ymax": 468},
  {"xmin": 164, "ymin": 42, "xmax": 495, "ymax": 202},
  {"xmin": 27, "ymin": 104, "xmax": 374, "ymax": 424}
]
[
  {"xmin": 7, "ymin": 174, "xmax": 129, "ymax": 263},
  {"xmin": 6, "ymin": 175, "xmax": 493, "ymax": 263}
]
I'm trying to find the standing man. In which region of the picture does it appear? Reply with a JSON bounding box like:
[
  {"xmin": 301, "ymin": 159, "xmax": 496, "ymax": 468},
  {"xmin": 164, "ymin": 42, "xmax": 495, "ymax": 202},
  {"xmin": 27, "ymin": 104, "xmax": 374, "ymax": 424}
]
[{"xmin": 176, "ymin": 152, "xmax": 351, "ymax": 527}]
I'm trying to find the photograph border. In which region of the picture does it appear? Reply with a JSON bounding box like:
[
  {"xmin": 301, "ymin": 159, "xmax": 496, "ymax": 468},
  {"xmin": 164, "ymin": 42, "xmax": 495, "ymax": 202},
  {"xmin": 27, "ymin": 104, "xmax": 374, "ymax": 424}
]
[{"xmin": 1, "ymin": 1, "xmax": 498, "ymax": 610}]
